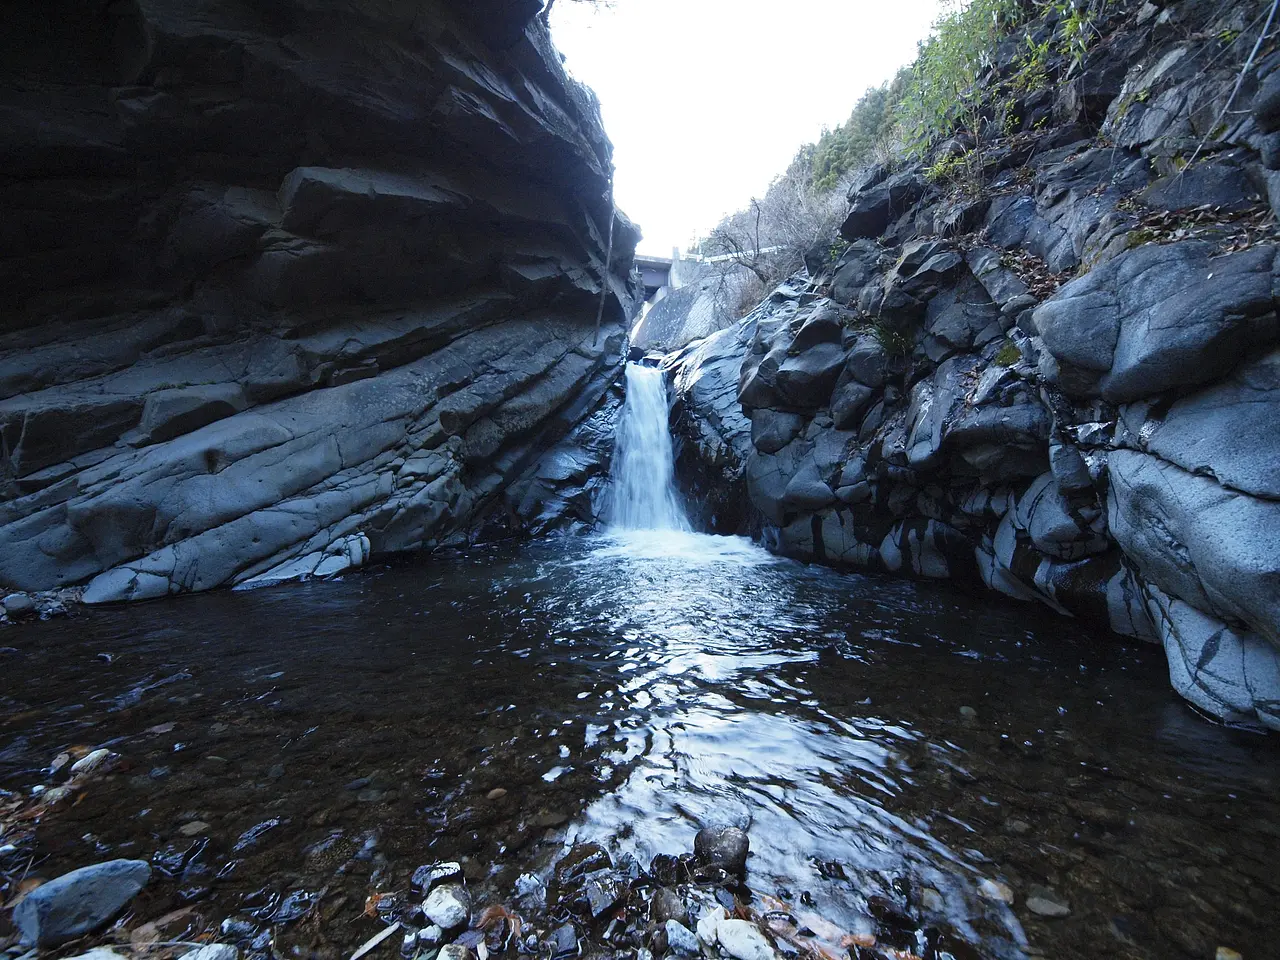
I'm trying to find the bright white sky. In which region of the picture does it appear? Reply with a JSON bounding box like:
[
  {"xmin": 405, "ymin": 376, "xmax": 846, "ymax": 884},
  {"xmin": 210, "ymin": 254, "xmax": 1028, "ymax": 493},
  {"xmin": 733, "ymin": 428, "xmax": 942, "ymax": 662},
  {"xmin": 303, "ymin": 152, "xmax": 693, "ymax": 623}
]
[{"xmin": 549, "ymin": 0, "xmax": 942, "ymax": 256}]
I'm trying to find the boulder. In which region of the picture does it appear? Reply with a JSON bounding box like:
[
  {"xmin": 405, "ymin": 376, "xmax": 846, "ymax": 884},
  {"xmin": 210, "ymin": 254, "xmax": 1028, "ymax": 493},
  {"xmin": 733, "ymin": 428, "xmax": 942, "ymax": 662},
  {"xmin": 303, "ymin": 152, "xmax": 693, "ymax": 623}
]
[
  {"xmin": 751, "ymin": 410, "xmax": 806, "ymax": 455},
  {"xmin": 774, "ymin": 343, "xmax": 846, "ymax": 408},
  {"xmin": 694, "ymin": 824, "xmax": 750, "ymax": 874},
  {"xmin": 1119, "ymin": 348, "xmax": 1280, "ymax": 500},
  {"xmin": 1108, "ymin": 450, "xmax": 1280, "ymax": 647},
  {"xmin": 14, "ymin": 859, "xmax": 151, "ymax": 946},
  {"xmin": 1032, "ymin": 241, "xmax": 1278, "ymax": 401},
  {"xmin": 841, "ymin": 171, "xmax": 927, "ymax": 240}
]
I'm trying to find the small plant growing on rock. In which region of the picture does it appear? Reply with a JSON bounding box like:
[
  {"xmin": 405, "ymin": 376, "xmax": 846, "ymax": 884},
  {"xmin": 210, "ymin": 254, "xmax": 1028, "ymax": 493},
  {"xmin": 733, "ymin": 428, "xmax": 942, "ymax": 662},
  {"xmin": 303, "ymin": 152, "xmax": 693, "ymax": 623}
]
[
  {"xmin": 870, "ymin": 322, "xmax": 915, "ymax": 357},
  {"xmin": 994, "ymin": 340, "xmax": 1022, "ymax": 366}
]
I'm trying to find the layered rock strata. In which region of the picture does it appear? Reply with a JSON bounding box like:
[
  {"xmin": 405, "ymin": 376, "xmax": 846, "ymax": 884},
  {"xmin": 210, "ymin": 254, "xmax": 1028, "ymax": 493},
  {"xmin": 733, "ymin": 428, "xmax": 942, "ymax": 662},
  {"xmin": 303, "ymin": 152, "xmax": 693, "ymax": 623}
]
[
  {"xmin": 0, "ymin": 0, "xmax": 638, "ymax": 602},
  {"xmin": 669, "ymin": 0, "xmax": 1280, "ymax": 729}
]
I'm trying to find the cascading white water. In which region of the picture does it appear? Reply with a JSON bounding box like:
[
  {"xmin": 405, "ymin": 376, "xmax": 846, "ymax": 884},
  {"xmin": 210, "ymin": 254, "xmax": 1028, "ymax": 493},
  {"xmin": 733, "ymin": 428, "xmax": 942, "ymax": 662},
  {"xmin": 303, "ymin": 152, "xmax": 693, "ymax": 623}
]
[{"xmin": 608, "ymin": 363, "xmax": 691, "ymax": 531}]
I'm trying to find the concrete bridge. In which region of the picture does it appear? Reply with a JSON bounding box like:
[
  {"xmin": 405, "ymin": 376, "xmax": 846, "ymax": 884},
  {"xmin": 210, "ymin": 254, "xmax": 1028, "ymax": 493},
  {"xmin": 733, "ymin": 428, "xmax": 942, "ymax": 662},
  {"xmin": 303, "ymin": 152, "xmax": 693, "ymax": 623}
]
[
  {"xmin": 634, "ymin": 247, "xmax": 782, "ymax": 304},
  {"xmin": 634, "ymin": 254, "xmax": 674, "ymax": 301}
]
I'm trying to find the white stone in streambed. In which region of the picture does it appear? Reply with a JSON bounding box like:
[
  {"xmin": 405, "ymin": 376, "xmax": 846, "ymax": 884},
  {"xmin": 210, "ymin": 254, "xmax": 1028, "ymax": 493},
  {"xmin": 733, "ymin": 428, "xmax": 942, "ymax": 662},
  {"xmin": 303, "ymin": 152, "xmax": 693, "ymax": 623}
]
[
  {"xmin": 715, "ymin": 919, "xmax": 778, "ymax": 960},
  {"xmin": 70, "ymin": 748, "xmax": 112, "ymax": 775},
  {"xmin": 422, "ymin": 883, "xmax": 471, "ymax": 929},
  {"xmin": 64, "ymin": 949, "xmax": 127, "ymax": 960},
  {"xmin": 696, "ymin": 906, "xmax": 727, "ymax": 946},
  {"xmin": 437, "ymin": 945, "xmax": 472, "ymax": 960},
  {"xmin": 1025, "ymin": 886, "xmax": 1070, "ymax": 918},
  {"xmin": 14, "ymin": 859, "xmax": 152, "ymax": 946},
  {"xmin": 665, "ymin": 920, "xmax": 700, "ymax": 956},
  {"xmin": 2, "ymin": 593, "xmax": 35, "ymax": 616},
  {"xmin": 182, "ymin": 945, "xmax": 239, "ymax": 960}
]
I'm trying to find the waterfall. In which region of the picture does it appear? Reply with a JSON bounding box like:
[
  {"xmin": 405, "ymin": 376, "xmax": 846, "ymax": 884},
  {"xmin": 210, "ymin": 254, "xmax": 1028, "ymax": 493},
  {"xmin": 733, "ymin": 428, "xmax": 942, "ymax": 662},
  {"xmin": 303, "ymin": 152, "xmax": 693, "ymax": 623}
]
[{"xmin": 608, "ymin": 363, "xmax": 691, "ymax": 532}]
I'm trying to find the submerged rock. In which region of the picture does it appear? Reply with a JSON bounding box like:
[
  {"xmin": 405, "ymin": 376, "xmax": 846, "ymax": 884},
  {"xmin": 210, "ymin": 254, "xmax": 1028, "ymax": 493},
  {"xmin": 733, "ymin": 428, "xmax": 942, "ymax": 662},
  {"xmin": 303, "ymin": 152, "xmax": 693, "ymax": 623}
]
[
  {"xmin": 694, "ymin": 825, "xmax": 750, "ymax": 875},
  {"xmin": 2, "ymin": 593, "xmax": 35, "ymax": 617},
  {"xmin": 1025, "ymin": 886, "xmax": 1071, "ymax": 918},
  {"xmin": 14, "ymin": 859, "xmax": 152, "ymax": 946}
]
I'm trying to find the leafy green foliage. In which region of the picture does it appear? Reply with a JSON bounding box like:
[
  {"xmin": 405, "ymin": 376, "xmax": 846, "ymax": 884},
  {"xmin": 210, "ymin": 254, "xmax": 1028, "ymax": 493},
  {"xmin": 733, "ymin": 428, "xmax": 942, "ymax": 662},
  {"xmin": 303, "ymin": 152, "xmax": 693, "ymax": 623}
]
[
  {"xmin": 810, "ymin": 69, "xmax": 914, "ymax": 192},
  {"xmin": 897, "ymin": 0, "xmax": 1025, "ymax": 156}
]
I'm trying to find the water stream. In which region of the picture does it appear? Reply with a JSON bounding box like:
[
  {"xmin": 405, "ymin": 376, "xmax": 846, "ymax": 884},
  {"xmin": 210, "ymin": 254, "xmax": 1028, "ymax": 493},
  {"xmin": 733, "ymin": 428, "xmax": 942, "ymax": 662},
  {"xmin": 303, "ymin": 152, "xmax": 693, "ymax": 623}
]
[
  {"xmin": 607, "ymin": 364, "xmax": 690, "ymax": 532},
  {"xmin": 1, "ymin": 366, "xmax": 1279, "ymax": 959}
]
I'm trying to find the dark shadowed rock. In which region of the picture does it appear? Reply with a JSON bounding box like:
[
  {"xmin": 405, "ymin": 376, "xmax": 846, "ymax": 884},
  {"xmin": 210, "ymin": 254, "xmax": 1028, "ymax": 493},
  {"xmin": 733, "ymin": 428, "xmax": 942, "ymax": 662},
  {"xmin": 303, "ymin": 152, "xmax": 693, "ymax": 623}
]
[
  {"xmin": 1032, "ymin": 242, "xmax": 1278, "ymax": 401},
  {"xmin": 15, "ymin": 859, "xmax": 152, "ymax": 946},
  {"xmin": 694, "ymin": 825, "xmax": 750, "ymax": 875},
  {"xmin": 0, "ymin": 0, "xmax": 639, "ymax": 600}
]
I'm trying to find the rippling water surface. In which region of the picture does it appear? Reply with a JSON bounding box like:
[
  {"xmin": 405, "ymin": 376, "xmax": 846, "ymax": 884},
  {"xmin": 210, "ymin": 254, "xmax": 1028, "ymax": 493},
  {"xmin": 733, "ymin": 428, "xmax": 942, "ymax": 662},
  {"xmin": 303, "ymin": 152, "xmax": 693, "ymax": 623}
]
[{"xmin": 2, "ymin": 531, "xmax": 1278, "ymax": 960}]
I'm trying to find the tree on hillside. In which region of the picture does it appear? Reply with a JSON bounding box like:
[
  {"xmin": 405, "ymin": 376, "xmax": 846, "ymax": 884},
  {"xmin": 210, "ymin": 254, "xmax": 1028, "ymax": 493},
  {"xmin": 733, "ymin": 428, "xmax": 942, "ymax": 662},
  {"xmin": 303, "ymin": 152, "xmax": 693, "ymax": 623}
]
[{"xmin": 700, "ymin": 151, "xmax": 846, "ymax": 318}]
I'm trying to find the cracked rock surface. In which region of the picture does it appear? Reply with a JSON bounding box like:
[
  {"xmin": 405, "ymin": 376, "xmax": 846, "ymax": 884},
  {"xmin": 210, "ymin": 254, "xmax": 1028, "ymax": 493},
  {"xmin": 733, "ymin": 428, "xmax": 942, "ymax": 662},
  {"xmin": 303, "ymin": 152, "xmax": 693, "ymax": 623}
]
[
  {"xmin": 0, "ymin": 0, "xmax": 639, "ymax": 602},
  {"xmin": 668, "ymin": 0, "xmax": 1280, "ymax": 729}
]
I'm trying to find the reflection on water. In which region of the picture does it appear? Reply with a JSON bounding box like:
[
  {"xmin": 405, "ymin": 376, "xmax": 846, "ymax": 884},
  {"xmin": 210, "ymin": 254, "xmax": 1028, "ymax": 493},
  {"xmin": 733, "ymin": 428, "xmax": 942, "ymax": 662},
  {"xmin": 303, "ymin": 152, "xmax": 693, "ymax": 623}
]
[{"xmin": 2, "ymin": 530, "xmax": 1278, "ymax": 959}]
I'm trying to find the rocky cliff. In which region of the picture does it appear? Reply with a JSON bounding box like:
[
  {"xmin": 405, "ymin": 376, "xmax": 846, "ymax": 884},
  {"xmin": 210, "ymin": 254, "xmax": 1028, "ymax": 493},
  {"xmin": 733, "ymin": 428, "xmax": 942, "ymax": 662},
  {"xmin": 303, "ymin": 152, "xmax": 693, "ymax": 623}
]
[
  {"xmin": 0, "ymin": 0, "xmax": 638, "ymax": 605},
  {"xmin": 670, "ymin": 0, "xmax": 1280, "ymax": 730}
]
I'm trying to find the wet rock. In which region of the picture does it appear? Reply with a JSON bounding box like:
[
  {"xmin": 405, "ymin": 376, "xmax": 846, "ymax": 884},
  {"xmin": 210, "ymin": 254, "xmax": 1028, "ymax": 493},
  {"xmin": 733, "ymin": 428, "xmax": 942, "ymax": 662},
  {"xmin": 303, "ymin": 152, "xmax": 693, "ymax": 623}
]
[
  {"xmin": 548, "ymin": 923, "xmax": 578, "ymax": 959},
  {"xmin": 422, "ymin": 883, "xmax": 471, "ymax": 930},
  {"xmin": 582, "ymin": 870, "xmax": 623, "ymax": 917},
  {"xmin": 959, "ymin": 706, "xmax": 978, "ymax": 722},
  {"xmin": 179, "ymin": 820, "xmax": 210, "ymax": 837},
  {"xmin": 716, "ymin": 920, "xmax": 777, "ymax": 960},
  {"xmin": 233, "ymin": 818, "xmax": 282, "ymax": 851},
  {"xmin": 664, "ymin": 920, "xmax": 700, "ymax": 956},
  {"xmin": 920, "ymin": 888, "xmax": 944, "ymax": 913},
  {"xmin": 14, "ymin": 858, "xmax": 152, "ymax": 946},
  {"xmin": 412, "ymin": 862, "xmax": 462, "ymax": 892},
  {"xmin": 2, "ymin": 593, "xmax": 35, "ymax": 617},
  {"xmin": 650, "ymin": 886, "xmax": 686, "ymax": 924},
  {"xmin": 437, "ymin": 946, "xmax": 472, "ymax": 960},
  {"xmin": 978, "ymin": 879, "xmax": 1014, "ymax": 904},
  {"xmin": 71, "ymin": 748, "xmax": 112, "ymax": 775},
  {"xmin": 486, "ymin": 788, "xmax": 508, "ymax": 800},
  {"xmin": 183, "ymin": 946, "xmax": 239, "ymax": 960},
  {"xmin": 63, "ymin": 950, "xmax": 127, "ymax": 960},
  {"xmin": 694, "ymin": 825, "xmax": 750, "ymax": 875},
  {"xmin": 418, "ymin": 925, "xmax": 445, "ymax": 948},
  {"xmin": 1216, "ymin": 948, "xmax": 1243, "ymax": 960},
  {"xmin": 1025, "ymin": 886, "xmax": 1070, "ymax": 918},
  {"xmin": 220, "ymin": 918, "xmax": 258, "ymax": 939}
]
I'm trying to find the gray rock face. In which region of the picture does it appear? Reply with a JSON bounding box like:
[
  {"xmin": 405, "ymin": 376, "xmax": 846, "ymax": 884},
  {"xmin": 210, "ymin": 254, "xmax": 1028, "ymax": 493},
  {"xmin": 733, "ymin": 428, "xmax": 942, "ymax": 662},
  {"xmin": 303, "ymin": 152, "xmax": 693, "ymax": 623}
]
[
  {"xmin": 14, "ymin": 859, "xmax": 151, "ymax": 946},
  {"xmin": 669, "ymin": 0, "xmax": 1280, "ymax": 730},
  {"xmin": 0, "ymin": 0, "xmax": 638, "ymax": 599},
  {"xmin": 1031, "ymin": 242, "xmax": 1278, "ymax": 401},
  {"xmin": 1108, "ymin": 450, "xmax": 1280, "ymax": 649}
]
